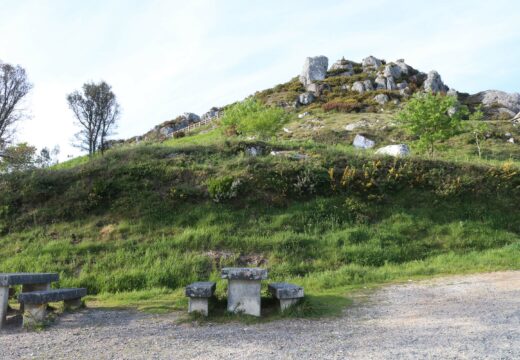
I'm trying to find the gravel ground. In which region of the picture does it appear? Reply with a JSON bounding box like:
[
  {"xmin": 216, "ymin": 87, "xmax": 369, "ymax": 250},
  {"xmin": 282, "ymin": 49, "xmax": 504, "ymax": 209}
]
[{"xmin": 1, "ymin": 271, "xmax": 519, "ymax": 359}]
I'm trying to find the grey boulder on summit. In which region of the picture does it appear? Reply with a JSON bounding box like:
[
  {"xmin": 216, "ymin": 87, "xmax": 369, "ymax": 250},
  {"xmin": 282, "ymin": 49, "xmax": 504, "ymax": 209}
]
[{"xmin": 299, "ymin": 56, "xmax": 328, "ymax": 86}]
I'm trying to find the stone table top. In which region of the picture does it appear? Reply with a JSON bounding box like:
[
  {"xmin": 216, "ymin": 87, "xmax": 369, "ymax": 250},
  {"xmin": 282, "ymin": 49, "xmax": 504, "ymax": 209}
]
[
  {"xmin": 221, "ymin": 268, "xmax": 268, "ymax": 281},
  {"xmin": 0, "ymin": 273, "xmax": 59, "ymax": 287}
]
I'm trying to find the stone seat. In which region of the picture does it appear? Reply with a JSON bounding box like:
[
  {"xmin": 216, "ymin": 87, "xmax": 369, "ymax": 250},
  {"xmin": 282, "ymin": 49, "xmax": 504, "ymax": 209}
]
[
  {"xmin": 18, "ymin": 288, "xmax": 86, "ymax": 327},
  {"xmin": 185, "ymin": 282, "xmax": 216, "ymax": 316},
  {"xmin": 268, "ymin": 283, "xmax": 304, "ymax": 311}
]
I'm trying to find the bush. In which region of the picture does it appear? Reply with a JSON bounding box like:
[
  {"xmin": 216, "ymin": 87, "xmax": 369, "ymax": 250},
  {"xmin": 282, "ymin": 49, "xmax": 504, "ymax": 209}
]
[
  {"xmin": 207, "ymin": 176, "xmax": 242, "ymax": 203},
  {"xmin": 220, "ymin": 98, "xmax": 287, "ymax": 138}
]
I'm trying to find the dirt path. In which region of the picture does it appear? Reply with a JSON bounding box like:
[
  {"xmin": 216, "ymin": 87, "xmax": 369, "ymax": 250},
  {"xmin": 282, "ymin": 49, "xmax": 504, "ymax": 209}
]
[{"xmin": 1, "ymin": 271, "xmax": 519, "ymax": 359}]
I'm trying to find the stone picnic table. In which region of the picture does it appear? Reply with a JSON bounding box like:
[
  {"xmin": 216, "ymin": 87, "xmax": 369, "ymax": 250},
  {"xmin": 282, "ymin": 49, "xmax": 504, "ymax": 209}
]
[
  {"xmin": 0, "ymin": 272, "xmax": 59, "ymax": 329},
  {"xmin": 221, "ymin": 267, "xmax": 267, "ymax": 317}
]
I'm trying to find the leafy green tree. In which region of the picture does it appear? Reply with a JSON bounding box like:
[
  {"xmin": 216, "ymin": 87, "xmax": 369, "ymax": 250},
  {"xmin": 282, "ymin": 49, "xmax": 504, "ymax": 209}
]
[
  {"xmin": 398, "ymin": 92, "xmax": 467, "ymax": 156},
  {"xmin": 468, "ymin": 105, "xmax": 488, "ymax": 158},
  {"xmin": 221, "ymin": 98, "xmax": 286, "ymax": 138}
]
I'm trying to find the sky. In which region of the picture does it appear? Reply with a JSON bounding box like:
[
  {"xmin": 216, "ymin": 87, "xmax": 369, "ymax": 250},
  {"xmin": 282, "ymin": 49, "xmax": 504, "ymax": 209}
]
[{"xmin": 1, "ymin": 0, "xmax": 519, "ymax": 159}]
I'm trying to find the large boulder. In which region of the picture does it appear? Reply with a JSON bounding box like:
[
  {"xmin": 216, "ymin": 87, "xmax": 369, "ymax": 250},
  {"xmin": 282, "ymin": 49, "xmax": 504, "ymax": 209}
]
[
  {"xmin": 353, "ymin": 134, "xmax": 375, "ymax": 149},
  {"xmin": 423, "ymin": 71, "xmax": 448, "ymax": 93},
  {"xmin": 384, "ymin": 64, "xmax": 402, "ymax": 79},
  {"xmin": 467, "ymin": 90, "xmax": 520, "ymax": 118},
  {"xmin": 375, "ymin": 144, "xmax": 410, "ymax": 157},
  {"xmin": 375, "ymin": 75, "xmax": 387, "ymax": 90},
  {"xmin": 299, "ymin": 56, "xmax": 328, "ymax": 86},
  {"xmin": 395, "ymin": 59, "xmax": 411, "ymax": 75},
  {"xmin": 362, "ymin": 55, "xmax": 382, "ymax": 70},
  {"xmin": 386, "ymin": 76, "xmax": 396, "ymax": 90}
]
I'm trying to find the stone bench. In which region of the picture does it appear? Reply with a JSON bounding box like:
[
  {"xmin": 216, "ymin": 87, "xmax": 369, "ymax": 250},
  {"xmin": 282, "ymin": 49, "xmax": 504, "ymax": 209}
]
[
  {"xmin": 18, "ymin": 288, "xmax": 87, "ymax": 327},
  {"xmin": 1, "ymin": 272, "xmax": 59, "ymax": 329},
  {"xmin": 268, "ymin": 283, "xmax": 304, "ymax": 311},
  {"xmin": 185, "ymin": 282, "xmax": 216, "ymax": 316}
]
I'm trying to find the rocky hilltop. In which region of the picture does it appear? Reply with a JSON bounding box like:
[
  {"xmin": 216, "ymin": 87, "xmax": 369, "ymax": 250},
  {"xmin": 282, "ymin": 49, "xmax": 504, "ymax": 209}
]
[{"xmin": 119, "ymin": 54, "xmax": 519, "ymax": 146}]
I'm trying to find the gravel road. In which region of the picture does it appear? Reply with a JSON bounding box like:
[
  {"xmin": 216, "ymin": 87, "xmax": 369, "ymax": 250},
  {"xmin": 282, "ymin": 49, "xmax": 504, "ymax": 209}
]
[{"xmin": 1, "ymin": 271, "xmax": 519, "ymax": 359}]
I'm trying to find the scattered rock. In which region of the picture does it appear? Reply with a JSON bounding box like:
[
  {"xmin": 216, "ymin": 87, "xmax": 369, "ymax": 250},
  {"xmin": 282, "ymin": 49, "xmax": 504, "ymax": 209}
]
[
  {"xmin": 283, "ymin": 127, "xmax": 292, "ymax": 133},
  {"xmin": 298, "ymin": 112, "xmax": 310, "ymax": 119},
  {"xmin": 353, "ymin": 134, "xmax": 376, "ymax": 149},
  {"xmin": 299, "ymin": 56, "xmax": 329, "ymax": 86},
  {"xmin": 375, "ymin": 144, "xmax": 410, "ymax": 157},
  {"xmin": 299, "ymin": 92, "xmax": 315, "ymax": 105},
  {"xmin": 270, "ymin": 151, "xmax": 309, "ymax": 160},
  {"xmin": 374, "ymin": 94, "xmax": 390, "ymax": 105},
  {"xmin": 423, "ymin": 71, "xmax": 448, "ymax": 93},
  {"xmin": 352, "ymin": 81, "xmax": 365, "ymax": 93},
  {"xmin": 362, "ymin": 55, "xmax": 382, "ymax": 70},
  {"xmin": 508, "ymin": 137, "xmax": 515, "ymax": 144},
  {"xmin": 341, "ymin": 84, "xmax": 351, "ymax": 91},
  {"xmin": 305, "ymin": 83, "xmax": 330, "ymax": 96}
]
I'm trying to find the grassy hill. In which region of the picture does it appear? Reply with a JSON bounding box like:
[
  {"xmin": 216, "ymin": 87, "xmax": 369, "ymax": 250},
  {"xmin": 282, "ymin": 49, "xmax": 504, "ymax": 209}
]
[{"xmin": 1, "ymin": 102, "xmax": 519, "ymax": 316}]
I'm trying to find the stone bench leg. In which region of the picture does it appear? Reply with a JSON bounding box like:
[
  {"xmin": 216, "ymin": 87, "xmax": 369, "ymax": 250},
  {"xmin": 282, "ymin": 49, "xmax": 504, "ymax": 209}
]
[
  {"xmin": 227, "ymin": 280, "xmax": 261, "ymax": 317},
  {"xmin": 0, "ymin": 286, "xmax": 8, "ymax": 329},
  {"xmin": 23, "ymin": 303, "xmax": 47, "ymax": 328},
  {"xmin": 188, "ymin": 298, "xmax": 209, "ymax": 316},
  {"xmin": 20, "ymin": 283, "xmax": 51, "ymax": 313},
  {"xmin": 279, "ymin": 298, "xmax": 300, "ymax": 311}
]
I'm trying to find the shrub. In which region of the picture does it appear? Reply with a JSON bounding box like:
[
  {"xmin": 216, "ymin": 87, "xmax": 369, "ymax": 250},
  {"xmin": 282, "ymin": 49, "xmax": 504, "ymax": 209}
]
[
  {"xmin": 207, "ymin": 176, "xmax": 242, "ymax": 203},
  {"xmin": 173, "ymin": 131, "xmax": 185, "ymax": 139},
  {"xmin": 220, "ymin": 98, "xmax": 287, "ymax": 138}
]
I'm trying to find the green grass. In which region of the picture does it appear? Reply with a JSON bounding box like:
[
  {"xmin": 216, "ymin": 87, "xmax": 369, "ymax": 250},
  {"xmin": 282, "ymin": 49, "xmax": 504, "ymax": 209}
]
[{"xmin": 1, "ymin": 106, "xmax": 519, "ymax": 321}]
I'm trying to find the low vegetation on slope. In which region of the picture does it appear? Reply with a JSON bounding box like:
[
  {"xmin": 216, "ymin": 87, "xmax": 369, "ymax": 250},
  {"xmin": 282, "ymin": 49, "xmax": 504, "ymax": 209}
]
[{"xmin": 0, "ymin": 128, "xmax": 519, "ymax": 316}]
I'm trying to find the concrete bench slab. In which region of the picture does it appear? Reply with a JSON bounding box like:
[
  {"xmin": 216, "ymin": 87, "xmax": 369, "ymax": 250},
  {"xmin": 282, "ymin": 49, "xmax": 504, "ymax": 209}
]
[
  {"xmin": 185, "ymin": 282, "xmax": 216, "ymax": 298},
  {"xmin": 268, "ymin": 283, "xmax": 304, "ymax": 311},
  {"xmin": 0, "ymin": 273, "xmax": 59, "ymax": 286},
  {"xmin": 221, "ymin": 267, "xmax": 268, "ymax": 281},
  {"xmin": 18, "ymin": 288, "xmax": 87, "ymax": 304},
  {"xmin": 186, "ymin": 282, "xmax": 216, "ymax": 316},
  {"xmin": 18, "ymin": 288, "xmax": 86, "ymax": 327}
]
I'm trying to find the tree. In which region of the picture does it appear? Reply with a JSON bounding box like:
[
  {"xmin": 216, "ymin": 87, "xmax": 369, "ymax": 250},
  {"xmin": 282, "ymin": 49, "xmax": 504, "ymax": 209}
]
[
  {"xmin": 397, "ymin": 92, "xmax": 467, "ymax": 156},
  {"xmin": 220, "ymin": 98, "xmax": 286, "ymax": 139},
  {"xmin": 468, "ymin": 105, "xmax": 488, "ymax": 158},
  {"xmin": 67, "ymin": 81, "xmax": 120, "ymax": 156},
  {"xmin": 0, "ymin": 60, "xmax": 32, "ymax": 153},
  {"xmin": 35, "ymin": 145, "xmax": 60, "ymax": 168},
  {"xmin": 0, "ymin": 143, "xmax": 36, "ymax": 172}
]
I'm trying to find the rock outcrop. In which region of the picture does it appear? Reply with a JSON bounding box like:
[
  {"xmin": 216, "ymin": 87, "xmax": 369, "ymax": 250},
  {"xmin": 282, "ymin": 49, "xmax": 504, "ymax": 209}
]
[
  {"xmin": 299, "ymin": 56, "xmax": 328, "ymax": 86},
  {"xmin": 466, "ymin": 90, "xmax": 520, "ymax": 119},
  {"xmin": 201, "ymin": 107, "xmax": 221, "ymax": 122},
  {"xmin": 299, "ymin": 92, "xmax": 315, "ymax": 105},
  {"xmin": 362, "ymin": 56, "xmax": 382, "ymax": 71},
  {"xmin": 330, "ymin": 57, "xmax": 353, "ymax": 75},
  {"xmin": 423, "ymin": 71, "xmax": 448, "ymax": 93}
]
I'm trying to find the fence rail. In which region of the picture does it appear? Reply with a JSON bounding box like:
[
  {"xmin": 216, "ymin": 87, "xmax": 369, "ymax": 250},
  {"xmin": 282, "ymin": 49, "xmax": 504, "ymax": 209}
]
[{"xmin": 171, "ymin": 117, "xmax": 215, "ymax": 135}]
